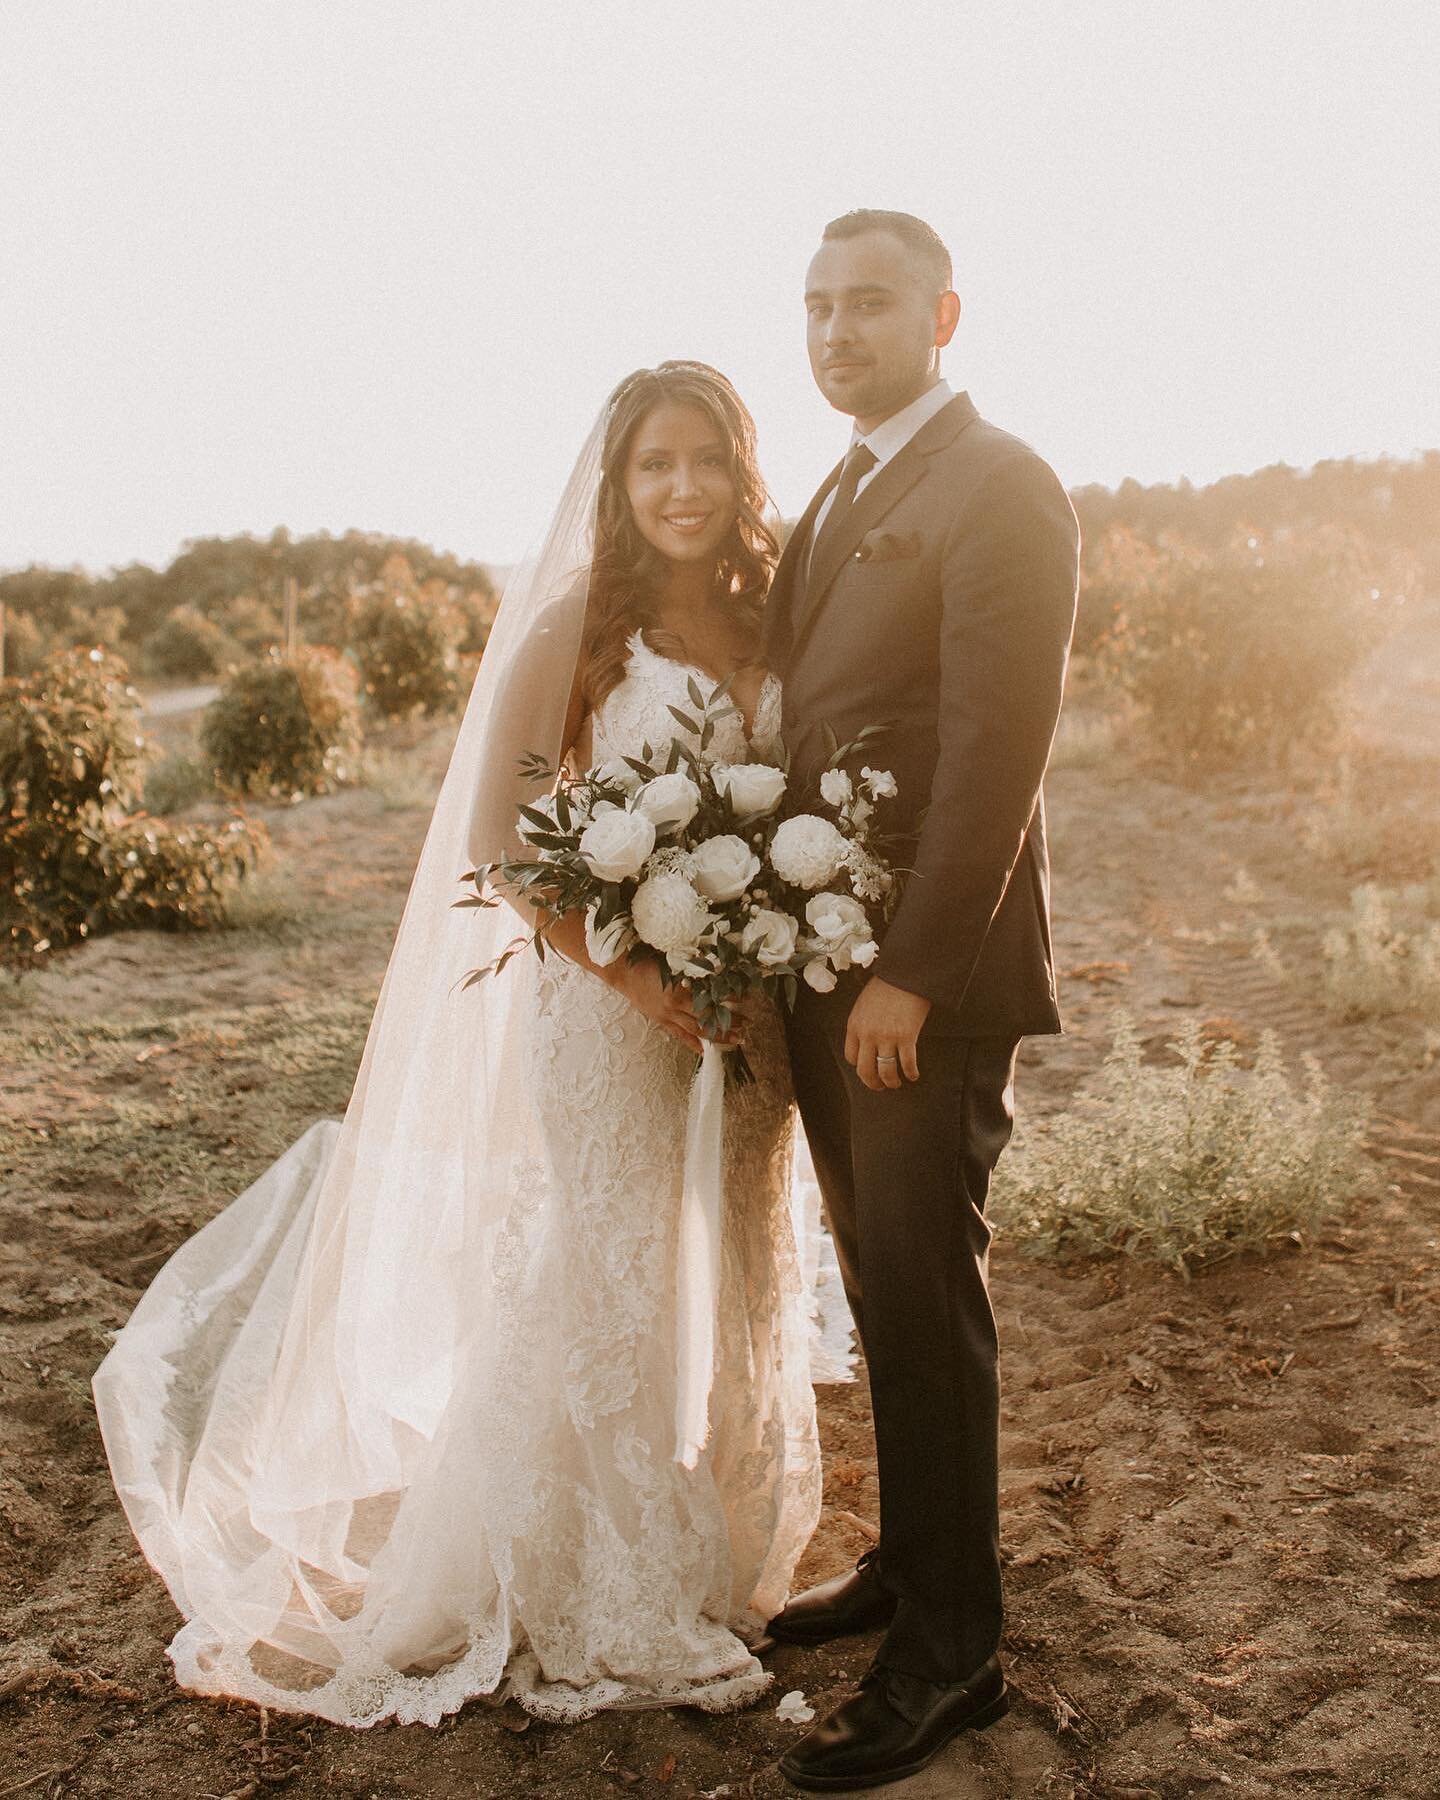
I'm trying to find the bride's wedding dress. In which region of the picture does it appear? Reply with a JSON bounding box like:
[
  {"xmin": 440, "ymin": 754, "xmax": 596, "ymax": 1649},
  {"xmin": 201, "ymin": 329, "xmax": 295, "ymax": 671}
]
[{"xmin": 92, "ymin": 625, "xmax": 825, "ymax": 1728}]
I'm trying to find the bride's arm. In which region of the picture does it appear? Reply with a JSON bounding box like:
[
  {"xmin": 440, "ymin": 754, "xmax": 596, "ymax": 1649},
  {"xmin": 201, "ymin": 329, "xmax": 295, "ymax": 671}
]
[{"xmin": 500, "ymin": 660, "xmax": 718, "ymax": 1055}]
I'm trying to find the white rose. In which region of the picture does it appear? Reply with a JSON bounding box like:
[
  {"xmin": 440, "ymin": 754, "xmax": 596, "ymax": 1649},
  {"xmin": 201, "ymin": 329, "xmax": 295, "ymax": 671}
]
[
  {"xmin": 805, "ymin": 890, "xmax": 876, "ymax": 971},
  {"xmin": 578, "ymin": 808, "xmax": 656, "ymax": 882},
  {"xmin": 819, "ymin": 768, "xmax": 853, "ymax": 808},
  {"xmin": 713, "ymin": 761, "xmax": 787, "ymax": 821},
  {"xmin": 738, "ymin": 907, "xmax": 800, "ymax": 968},
  {"xmin": 862, "ymin": 766, "xmax": 897, "ymax": 799},
  {"xmin": 631, "ymin": 870, "xmax": 714, "ymax": 954},
  {"xmin": 802, "ymin": 958, "xmax": 838, "ymax": 992},
  {"xmin": 632, "ymin": 771, "xmax": 701, "ymax": 834},
  {"xmin": 584, "ymin": 904, "xmax": 635, "ymax": 968},
  {"xmin": 595, "ymin": 756, "xmax": 645, "ymax": 796},
  {"xmin": 770, "ymin": 814, "xmax": 848, "ymax": 890},
  {"xmin": 690, "ymin": 833, "xmax": 762, "ymax": 903}
]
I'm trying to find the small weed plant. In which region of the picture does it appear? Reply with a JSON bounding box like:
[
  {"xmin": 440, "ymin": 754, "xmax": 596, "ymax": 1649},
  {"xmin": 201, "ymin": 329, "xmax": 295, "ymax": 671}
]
[
  {"xmin": 1321, "ymin": 884, "xmax": 1440, "ymax": 1023},
  {"xmin": 991, "ymin": 1015, "xmax": 1370, "ymax": 1273}
]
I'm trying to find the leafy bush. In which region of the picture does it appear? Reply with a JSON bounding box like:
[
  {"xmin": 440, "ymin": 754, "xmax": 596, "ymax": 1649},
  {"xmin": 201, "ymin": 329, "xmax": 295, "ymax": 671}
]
[
  {"xmin": 990, "ymin": 1016, "xmax": 1371, "ymax": 1272},
  {"xmin": 347, "ymin": 585, "xmax": 464, "ymax": 719},
  {"xmin": 1321, "ymin": 884, "xmax": 1440, "ymax": 1022},
  {"xmin": 0, "ymin": 646, "xmax": 267, "ymax": 970},
  {"xmin": 143, "ymin": 604, "xmax": 246, "ymax": 680},
  {"xmin": 200, "ymin": 646, "xmax": 363, "ymax": 799},
  {"xmin": 1095, "ymin": 529, "xmax": 1401, "ymax": 775}
]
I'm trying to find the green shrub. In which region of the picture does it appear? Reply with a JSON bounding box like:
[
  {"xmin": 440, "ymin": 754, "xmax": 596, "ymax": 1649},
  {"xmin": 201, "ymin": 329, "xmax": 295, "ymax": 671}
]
[
  {"xmin": 990, "ymin": 1015, "xmax": 1371, "ymax": 1273},
  {"xmin": 347, "ymin": 586, "xmax": 464, "ymax": 719},
  {"xmin": 200, "ymin": 647, "xmax": 364, "ymax": 799},
  {"xmin": 143, "ymin": 605, "xmax": 246, "ymax": 680},
  {"xmin": 1, "ymin": 644, "xmax": 149, "ymax": 816},
  {"xmin": 1096, "ymin": 529, "xmax": 1399, "ymax": 775},
  {"xmin": 0, "ymin": 646, "xmax": 267, "ymax": 970}
]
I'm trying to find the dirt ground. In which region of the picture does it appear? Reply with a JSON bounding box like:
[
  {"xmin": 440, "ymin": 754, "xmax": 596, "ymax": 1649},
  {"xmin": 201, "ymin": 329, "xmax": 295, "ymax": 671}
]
[{"xmin": 2, "ymin": 618, "xmax": 1438, "ymax": 1798}]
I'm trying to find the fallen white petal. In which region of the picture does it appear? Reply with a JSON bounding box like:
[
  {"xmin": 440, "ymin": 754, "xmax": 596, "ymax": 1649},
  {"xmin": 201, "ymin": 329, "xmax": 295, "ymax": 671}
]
[{"xmin": 776, "ymin": 1689, "xmax": 816, "ymax": 1723}]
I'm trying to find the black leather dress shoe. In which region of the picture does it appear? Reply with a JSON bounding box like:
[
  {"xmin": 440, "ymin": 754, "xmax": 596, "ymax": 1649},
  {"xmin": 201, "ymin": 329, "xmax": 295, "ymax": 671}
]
[
  {"xmin": 767, "ymin": 1548, "xmax": 898, "ymax": 1646},
  {"xmin": 778, "ymin": 1655, "xmax": 1009, "ymax": 1792}
]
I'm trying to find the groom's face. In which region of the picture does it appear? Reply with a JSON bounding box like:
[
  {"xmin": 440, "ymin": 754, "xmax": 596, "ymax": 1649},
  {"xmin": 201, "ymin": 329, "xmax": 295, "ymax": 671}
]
[{"xmin": 804, "ymin": 231, "xmax": 950, "ymax": 431}]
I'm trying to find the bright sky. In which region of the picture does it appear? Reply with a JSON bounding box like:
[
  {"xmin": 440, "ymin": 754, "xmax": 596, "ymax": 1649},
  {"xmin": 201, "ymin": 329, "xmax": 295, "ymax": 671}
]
[{"xmin": 2, "ymin": 2, "xmax": 1437, "ymax": 575}]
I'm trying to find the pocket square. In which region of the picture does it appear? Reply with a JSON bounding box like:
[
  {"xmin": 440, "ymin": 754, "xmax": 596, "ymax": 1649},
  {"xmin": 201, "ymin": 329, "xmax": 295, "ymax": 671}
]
[{"xmin": 854, "ymin": 529, "xmax": 923, "ymax": 564}]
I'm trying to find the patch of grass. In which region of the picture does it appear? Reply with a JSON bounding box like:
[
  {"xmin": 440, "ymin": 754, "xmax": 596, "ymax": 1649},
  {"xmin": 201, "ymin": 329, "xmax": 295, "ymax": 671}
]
[
  {"xmin": 218, "ymin": 858, "xmax": 310, "ymax": 938},
  {"xmin": 991, "ymin": 1015, "xmax": 1372, "ymax": 1273},
  {"xmin": 357, "ymin": 743, "xmax": 441, "ymax": 812}
]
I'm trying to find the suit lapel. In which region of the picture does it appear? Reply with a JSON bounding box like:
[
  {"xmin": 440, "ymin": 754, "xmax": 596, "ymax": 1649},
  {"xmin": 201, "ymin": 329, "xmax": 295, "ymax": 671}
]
[
  {"xmin": 794, "ymin": 450, "xmax": 927, "ymax": 641},
  {"xmin": 763, "ymin": 458, "xmax": 843, "ymax": 667},
  {"xmin": 785, "ymin": 392, "xmax": 981, "ymax": 654}
]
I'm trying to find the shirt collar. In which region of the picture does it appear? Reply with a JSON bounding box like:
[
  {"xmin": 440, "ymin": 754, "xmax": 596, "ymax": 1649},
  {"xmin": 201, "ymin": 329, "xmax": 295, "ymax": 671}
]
[{"xmin": 851, "ymin": 377, "xmax": 954, "ymax": 472}]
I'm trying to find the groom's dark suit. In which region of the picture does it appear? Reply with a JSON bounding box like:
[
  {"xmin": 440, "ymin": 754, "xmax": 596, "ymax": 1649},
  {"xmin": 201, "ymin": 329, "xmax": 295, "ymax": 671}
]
[{"xmin": 764, "ymin": 389, "xmax": 1079, "ymax": 1683}]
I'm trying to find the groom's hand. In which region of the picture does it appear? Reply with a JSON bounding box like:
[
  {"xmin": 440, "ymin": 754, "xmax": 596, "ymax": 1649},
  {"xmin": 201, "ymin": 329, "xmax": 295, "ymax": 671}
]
[{"xmin": 845, "ymin": 977, "xmax": 932, "ymax": 1091}]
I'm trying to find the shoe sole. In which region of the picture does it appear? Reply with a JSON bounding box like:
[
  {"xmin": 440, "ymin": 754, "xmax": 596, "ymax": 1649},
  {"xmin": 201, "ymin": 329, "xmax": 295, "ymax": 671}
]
[{"xmin": 778, "ymin": 1688, "xmax": 1010, "ymax": 1792}]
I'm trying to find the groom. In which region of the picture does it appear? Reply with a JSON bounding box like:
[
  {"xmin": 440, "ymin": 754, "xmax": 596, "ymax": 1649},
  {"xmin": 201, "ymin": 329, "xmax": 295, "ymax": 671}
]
[{"xmin": 763, "ymin": 211, "xmax": 1080, "ymax": 1790}]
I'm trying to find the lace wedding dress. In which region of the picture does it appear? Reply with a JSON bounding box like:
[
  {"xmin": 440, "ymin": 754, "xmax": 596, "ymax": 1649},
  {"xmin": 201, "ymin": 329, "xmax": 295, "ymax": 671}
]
[{"xmin": 93, "ymin": 627, "xmax": 825, "ymax": 1729}]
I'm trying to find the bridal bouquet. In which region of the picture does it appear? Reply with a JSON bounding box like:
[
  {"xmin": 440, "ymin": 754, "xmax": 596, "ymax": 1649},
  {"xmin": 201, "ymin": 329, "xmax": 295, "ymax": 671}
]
[{"xmin": 458, "ymin": 679, "xmax": 905, "ymax": 1055}]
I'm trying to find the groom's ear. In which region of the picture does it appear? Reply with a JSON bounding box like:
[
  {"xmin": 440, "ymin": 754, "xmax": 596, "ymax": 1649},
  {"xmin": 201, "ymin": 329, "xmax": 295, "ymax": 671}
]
[{"xmin": 934, "ymin": 290, "xmax": 961, "ymax": 349}]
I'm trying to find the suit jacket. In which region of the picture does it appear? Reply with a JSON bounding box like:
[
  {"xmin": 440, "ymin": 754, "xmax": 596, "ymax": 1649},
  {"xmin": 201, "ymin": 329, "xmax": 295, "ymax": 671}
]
[{"xmin": 764, "ymin": 391, "xmax": 1080, "ymax": 1036}]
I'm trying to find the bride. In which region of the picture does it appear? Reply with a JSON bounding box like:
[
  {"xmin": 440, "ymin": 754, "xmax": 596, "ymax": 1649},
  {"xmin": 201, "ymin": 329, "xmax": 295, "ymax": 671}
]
[{"xmin": 92, "ymin": 361, "xmax": 825, "ymax": 1727}]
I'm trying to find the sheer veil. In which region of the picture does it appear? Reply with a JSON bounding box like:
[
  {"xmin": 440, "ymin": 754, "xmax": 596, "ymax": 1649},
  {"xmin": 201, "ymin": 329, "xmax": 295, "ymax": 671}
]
[{"xmin": 91, "ymin": 407, "xmax": 612, "ymax": 1717}]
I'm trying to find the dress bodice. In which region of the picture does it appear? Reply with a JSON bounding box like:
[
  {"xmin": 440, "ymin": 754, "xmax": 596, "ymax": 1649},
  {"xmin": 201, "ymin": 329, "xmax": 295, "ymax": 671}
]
[{"xmin": 588, "ymin": 630, "xmax": 783, "ymax": 770}]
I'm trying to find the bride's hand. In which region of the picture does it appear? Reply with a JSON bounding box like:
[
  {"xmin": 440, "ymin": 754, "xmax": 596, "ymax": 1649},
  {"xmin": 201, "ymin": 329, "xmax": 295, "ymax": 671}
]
[{"xmin": 607, "ymin": 963, "xmax": 740, "ymax": 1056}]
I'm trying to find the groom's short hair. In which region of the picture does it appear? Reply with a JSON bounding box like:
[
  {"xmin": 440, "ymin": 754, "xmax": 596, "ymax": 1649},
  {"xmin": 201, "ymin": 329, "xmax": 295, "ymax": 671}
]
[{"xmin": 822, "ymin": 210, "xmax": 953, "ymax": 295}]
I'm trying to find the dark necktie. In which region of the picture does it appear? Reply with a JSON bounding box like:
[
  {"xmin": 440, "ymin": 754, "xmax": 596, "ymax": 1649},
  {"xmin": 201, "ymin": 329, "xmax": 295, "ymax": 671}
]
[{"xmin": 806, "ymin": 442, "xmax": 879, "ymax": 592}]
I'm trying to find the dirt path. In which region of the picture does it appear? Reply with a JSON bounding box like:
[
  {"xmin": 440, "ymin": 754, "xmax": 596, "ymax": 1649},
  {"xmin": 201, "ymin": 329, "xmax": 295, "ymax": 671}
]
[{"xmin": 2, "ymin": 655, "xmax": 1438, "ymax": 1797}]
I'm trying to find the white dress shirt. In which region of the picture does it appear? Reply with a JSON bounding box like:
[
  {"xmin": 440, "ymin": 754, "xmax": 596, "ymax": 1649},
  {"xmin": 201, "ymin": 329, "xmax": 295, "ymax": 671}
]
[{"xmin": 808, "ymin": 377, "xmax": 956, "ymax": 553}]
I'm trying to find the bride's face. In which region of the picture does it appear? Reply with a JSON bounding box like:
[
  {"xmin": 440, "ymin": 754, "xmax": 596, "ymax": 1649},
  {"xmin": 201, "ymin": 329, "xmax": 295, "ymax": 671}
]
[{"xmin": 622, "ymin": 400, "xmax": 739, "ymax": 568}]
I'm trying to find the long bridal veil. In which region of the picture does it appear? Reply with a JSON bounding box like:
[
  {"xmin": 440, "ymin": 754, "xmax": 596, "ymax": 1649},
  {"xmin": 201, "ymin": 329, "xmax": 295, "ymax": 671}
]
[{"xmin": 92, "ymin": 412, "xmax": 614, "ymax": 1721}]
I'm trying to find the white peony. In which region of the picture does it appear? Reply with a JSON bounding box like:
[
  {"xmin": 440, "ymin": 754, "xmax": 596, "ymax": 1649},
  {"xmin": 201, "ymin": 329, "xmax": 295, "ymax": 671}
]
[
  {"xmin": 631, "ymin": 771, "xmax": 701, "ymax": 834},
  {"xmin": 819, "ymin": 767, "xmax": 853, "ymax": 808},
  {"xmin": 805, "ymin": 890, "xmax": 877, "ymax": 971},
  {"xmin": 690, "ymin": 834, "xmax": 762, "ymax": 903},
  {"xmin": 631, "ymin": 870, "xmax": 714, "ymax": 954},
  {"xmin": 802, "ymin": 958, "xmax": 838, "ymax": 992},
  {"xmin": 713, "ymin": 761, "xmax": 787, "ymax": 821},
  {"xmin": 595, "ymin": 756, "xmax": 645, "ymax": 796},
  {"xmin": 578, "ymin": 808, "xmax": 656, "ymax": 882},
  {"xmin": 862, "ymin": 766, "xmax": 897, "ymax": 798},
  {"xmin": 738, "ymin": 906, "xmax": 800, "ymax": 968},
  {"xmin": 770, "ymin": 814, "xmax": 848, "ymax": 890},
  {"xmin": 584, "ymin": 904, "xmax": 635, "ymax": 968}
]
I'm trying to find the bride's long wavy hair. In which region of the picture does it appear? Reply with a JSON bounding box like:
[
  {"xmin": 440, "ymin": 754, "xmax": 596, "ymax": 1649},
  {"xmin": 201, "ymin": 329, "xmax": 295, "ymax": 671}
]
[{"xmin": 582, "ymin": 361, "xmax": 780, "ymax": 713}]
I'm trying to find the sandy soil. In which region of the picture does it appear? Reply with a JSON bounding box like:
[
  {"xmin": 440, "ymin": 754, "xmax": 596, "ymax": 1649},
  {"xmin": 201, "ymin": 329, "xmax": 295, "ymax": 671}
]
[{"xmin": 2, "ymin": 623, "xmax": 1438, "ymax": 1798}]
